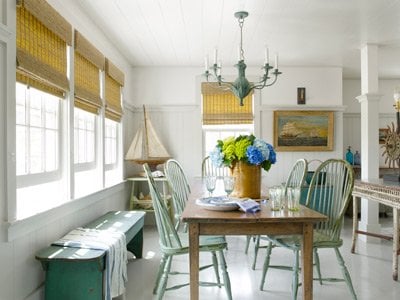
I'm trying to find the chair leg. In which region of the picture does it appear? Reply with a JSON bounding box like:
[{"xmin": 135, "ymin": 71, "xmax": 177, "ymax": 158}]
[
  {"xmin": 313, "ymin": 248, "xmax": 323, "ymax": 285},
  {"xmin": 153, "ymin": 254, "xmax": 167, "ymax": 294},
  {"xmin": 259, "ymin": 241, "xmax": 273, "ymax": 290},
  {"xmin": 217, "ymin": 250, "xmax": 232, "ymax": 300},
  {"xmin": 245, "ymin": 235, "xmax": 252, "ymax": 254},
  {"xmin": 211, "ymin": 251, "xmax": 221, "ymax": 287},
  {"xmin": 252, "ymin": 235, "xmax": 261, "ymax": 270},
  {"xmin": 334, "ymin": 248, "xmax": 358, "ymax": 300},
  {"xmin": 156, "ymin": 255, "xmax": 172, "ymax": 300},
  {"xmin": 292, "ymin": 249, "xmax": 300, "ymax": 300}
]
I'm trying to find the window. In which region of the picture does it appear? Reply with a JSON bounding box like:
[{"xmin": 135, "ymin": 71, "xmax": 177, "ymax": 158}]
[
  {"xmin": 105, "ymin": 118, "xmax": 118, "ymax": 168},
  {"xmin": 16, "ymin": 83, "xmax": 64, "ymax": 220},
  {"xmin": 16, "ymin": 83, "xmax": 61, "ymax": 185},
  {"xmin": 74, "ymin": 108, "xmax": 96, "ymax": 171},
  {"xmin": 203, "ymin": 124, "xmax": 254, "ymax": 156},
  {"xmin": 12, "ymin": 1, "xmax": 125, "ymax": 221},
  {"xmin": 201, "ymin": 82, "xmax": 254, "ymax": 157}
]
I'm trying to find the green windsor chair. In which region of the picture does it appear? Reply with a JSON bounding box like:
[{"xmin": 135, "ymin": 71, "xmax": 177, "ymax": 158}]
[
  {"xmin": 248, "ymin": 158, "xmax": 308, "ymax": 270},
  {"xmin": 144, "ymin": 163, "xmax": 232, "ymax": 300},
  {"xmin": 164, "ymin": 159, "xmax": 222, "ymax": 288},
  {"xmin": 259, "ymin": 159, "xmax": 357, "ymax": 300},
  {"xmin": 164, "ymin": 159, "xmax": 191, "ymax": 231},
  {"xmin": 202, "ymin": 156, "xmax": 230, "ymax": 179}
]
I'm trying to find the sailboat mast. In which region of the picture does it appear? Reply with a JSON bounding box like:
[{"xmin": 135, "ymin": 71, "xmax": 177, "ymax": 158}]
[{"xmin": 143, "ymin": 105, "xmax": 149, "ymax": 159}]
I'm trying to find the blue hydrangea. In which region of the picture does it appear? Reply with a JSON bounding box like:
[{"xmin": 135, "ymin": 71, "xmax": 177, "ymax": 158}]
[
  {"xmin": 267, "ymin": 143, "xmax": 276, "ymax": 164},
  {"xmin": 210, "ymin": 147, "xmax": 224, "ymax": 167},
  {"xmin": 253, "ymin": 139, "xmax": 270, "ymax": 161},
  {"xmin": 246, "ymin": 146, "xmax": 264, "ymax": 165}
]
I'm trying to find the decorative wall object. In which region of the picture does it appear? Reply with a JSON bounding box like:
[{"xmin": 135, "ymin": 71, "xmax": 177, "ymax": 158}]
[
  {"xmin": 297, "ymin": 87, "xmax": 306, "ymax": 104},
  {"xmin": 274, "ymin": 110, "xmax": 334, "ymax": 151},
  {"xmin": 379, "ymin": 128, "xmax": 389, "ymax": 144}
]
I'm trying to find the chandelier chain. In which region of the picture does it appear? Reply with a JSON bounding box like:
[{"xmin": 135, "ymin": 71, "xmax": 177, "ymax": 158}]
[{"xmin": 238, "ymin": 17, "xmax": 245, "ymax": 61}]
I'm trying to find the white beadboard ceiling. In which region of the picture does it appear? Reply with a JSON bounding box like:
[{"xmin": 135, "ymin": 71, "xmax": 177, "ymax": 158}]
[{"xmin": 74, "ymin": 0, "xmax": 400, "ymax": 79}]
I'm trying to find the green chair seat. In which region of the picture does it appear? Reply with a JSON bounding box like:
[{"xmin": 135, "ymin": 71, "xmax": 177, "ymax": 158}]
[{"xmin": 259, "ymin": 159, "xmax": 357, "ymax": 300}]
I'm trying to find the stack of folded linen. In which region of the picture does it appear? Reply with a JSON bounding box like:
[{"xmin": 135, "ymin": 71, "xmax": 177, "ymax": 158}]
[{"xmin": 53, "ymin": 227, "xmax": 127, "ymax": 300}]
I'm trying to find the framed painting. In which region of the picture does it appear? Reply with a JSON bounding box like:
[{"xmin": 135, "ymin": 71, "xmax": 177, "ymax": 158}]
[
  {"xmin": 379, "ymin": 128, "xmax": 389, "ymax": 144},
  {"xmin": 273, "ymin": 110, "xmax": 334, "ymax": 151}
]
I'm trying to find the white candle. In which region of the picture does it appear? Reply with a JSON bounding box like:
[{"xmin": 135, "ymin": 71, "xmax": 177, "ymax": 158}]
[
  {"xmin": 214, "ymin": 48, "xmax": 218, "ymax": 65},
  {"xmin": 217, "ymin": 60, "xmax": 222, "ymax": 76},
  {"xmin": 264, "ymin": 47, "xmax": 269, "ymax": 64},
  {"xmin": 274, "ymin": 54, "xmax": 279, "ymax": 69},
  {"xmin": 204, "ymin": 55, "xmax": 209, "ymax": 71}
]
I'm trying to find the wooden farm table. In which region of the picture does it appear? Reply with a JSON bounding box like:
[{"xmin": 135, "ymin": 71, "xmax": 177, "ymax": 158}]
[
  {"xmin": 181, "ymin": 179, "xmax": 327, "ymax": 300},
  {"xmin": 351, "ymin": 179, "xmax": 400, "ymax": 280}
]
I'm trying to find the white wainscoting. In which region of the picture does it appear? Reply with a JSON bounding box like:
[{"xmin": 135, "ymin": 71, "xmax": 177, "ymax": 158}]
[{"xmin": 343, "ymin": 113, "xmax": 395, "ymax": 167}]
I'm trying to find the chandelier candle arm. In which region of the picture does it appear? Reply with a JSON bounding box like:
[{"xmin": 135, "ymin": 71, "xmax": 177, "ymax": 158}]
[{"xmin": 203, "ymin": 11, "xmax": 282, "ymax": 106}]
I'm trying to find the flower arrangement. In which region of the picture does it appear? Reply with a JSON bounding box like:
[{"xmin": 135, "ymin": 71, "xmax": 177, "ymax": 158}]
[{"xmin": 210, "ymin": 134, "xmax": 276, "ymax": 171}]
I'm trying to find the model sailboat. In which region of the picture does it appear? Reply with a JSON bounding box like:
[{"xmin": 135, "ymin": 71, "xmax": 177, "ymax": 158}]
[{"xmin": 125, "ymin": 106, "xmax": 170, "ymax": 169}]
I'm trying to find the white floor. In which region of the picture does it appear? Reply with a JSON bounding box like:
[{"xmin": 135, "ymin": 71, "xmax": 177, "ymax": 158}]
[{"xmin": 122, "ymin": 216, "xmax": 400, "ymax": 300}]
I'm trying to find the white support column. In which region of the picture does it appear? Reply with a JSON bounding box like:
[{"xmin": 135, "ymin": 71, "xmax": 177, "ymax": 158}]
[{"xmin": 357, "ymin": 44, "xmax": 381, "ymax": 242}]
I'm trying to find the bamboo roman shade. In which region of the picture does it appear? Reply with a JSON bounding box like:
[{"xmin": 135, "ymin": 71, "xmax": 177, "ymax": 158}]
[
  {"xmin": 105, "ymin": 58, "xmax": 124, "ymax": 122},
  {"xmin": 74, "ymin": 30, "xmax": 105, "ymax": 114},
  {"xmin": 16, "ymin": 0, "xmax": 72, "ymax": 97},
  {"xmin": 201, "ymin": 82, "xmax": 253, "ymax": 125}
]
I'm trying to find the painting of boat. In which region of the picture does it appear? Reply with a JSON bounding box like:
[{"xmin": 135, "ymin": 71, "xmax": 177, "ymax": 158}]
[{"xmin": 274, "ymin": 111, "xmax": 334, "ymax": 151}]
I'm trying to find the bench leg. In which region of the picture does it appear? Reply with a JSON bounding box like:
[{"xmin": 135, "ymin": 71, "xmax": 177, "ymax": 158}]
[{"xmin": 127, "ymin": 228, "xmax": 144, "ymax": 258}]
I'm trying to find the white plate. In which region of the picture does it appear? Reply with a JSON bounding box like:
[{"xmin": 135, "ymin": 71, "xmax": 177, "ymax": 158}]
[{"xmin": 196, "ymin": 196, "xmax": 240, "ymax": 211}]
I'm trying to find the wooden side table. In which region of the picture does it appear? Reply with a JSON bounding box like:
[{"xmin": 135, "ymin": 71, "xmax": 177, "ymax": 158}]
[{"xmin": 126, "ymin": 176, "xmax": 171, "ymax": 212}]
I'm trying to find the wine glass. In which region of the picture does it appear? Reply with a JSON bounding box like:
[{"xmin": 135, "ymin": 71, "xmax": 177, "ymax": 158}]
[
  {"xmin": 205, "ymin": 176, "xmax": 217, "ymax": 197},
  {"xmin": 223, "ymin": 176, "xmax": 235, "ymax": 200}
]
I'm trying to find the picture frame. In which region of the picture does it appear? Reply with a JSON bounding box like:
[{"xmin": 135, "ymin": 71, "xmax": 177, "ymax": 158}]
[
  {"xmin": 297, "ymin": 87, "xmax": 306, "ymax": 104},
  {"xmin": 379, "ymin": 128, "xmax": 389, "ymax": 144},
  {"xmin": 273, "ymin": 110, "xmax": 334, "ymax": 151}
]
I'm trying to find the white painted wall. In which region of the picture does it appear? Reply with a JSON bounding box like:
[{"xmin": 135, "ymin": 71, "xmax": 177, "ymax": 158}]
[
  {"xmin": 343, "ymin": 79, "xmax": 398, "ymax": 167},
  {"xmin": 127, "ymin": 66, "xmax": 345, "ymax": 186},
  {"xmin": 0, "ymin": 1, "xmax": 133, "ymax": 299}
]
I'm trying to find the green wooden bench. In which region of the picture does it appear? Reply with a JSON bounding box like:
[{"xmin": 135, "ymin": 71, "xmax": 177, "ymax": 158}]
[{"xmin": 35, "ymin": 210, "xmax": 146, "ymax": 300}]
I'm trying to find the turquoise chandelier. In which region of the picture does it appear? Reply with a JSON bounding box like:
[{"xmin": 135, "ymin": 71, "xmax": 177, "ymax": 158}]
[{"xmin": 204, "ymin": 11, "xmax": 282, "ymax": 106}]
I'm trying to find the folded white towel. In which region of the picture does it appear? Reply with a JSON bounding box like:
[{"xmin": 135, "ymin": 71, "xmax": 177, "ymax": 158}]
[{"xmin": 53, "ymin": 227, "xmax": 127, "ymax": 300}]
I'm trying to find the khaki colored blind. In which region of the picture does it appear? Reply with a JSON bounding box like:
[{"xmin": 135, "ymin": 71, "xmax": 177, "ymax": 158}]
[
  {"xmin": 74, "ymin": 31, "xmax": 104, "ymax": 114},
  {"xmin": 105, "ymin": 59, "xmax": 124, "ymax": 122},
  {"xmin": 201, "ymin": 82, "xmax": 253, "ymax": 125},
  {"xmin": 16, "ymin": 0, "xmax": 71, "ymax": 95}
]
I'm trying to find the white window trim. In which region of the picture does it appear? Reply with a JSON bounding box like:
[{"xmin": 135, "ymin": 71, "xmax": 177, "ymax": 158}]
[
  {"xmin": 15, "ymin": 84, "xmax": 63, "ymax": 187},
  {"xmin": 5, "ymin": 9, "xmax": 125, "ymax": 229},
  {"xmin": 73, "ymin": 110, "xmax": 98, "ymax": 172}
]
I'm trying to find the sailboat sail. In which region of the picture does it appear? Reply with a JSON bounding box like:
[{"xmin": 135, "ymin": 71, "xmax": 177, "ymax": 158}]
[{"xmin": 125, "ymin": 106, "xmax": 170, "ymax": 165}]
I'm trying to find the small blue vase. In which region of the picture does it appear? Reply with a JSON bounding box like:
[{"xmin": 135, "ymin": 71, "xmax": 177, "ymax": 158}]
[{"xmin": 346, "ymin": 147, "xmax": 354, "ymax": 165}]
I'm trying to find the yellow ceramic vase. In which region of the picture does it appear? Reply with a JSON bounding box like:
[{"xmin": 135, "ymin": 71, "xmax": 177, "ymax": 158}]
[{"xmin": 230, "ymin": 160, "xmax": 261, "ymax": 199}]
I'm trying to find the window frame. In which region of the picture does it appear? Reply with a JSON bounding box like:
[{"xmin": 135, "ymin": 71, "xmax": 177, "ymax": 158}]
[
  {"xmin": 15, "ymin": 83, "xmax": 62, "ymax": 188},
  {"xmin": 104, "ymin": 118, "xmax": 119, "ymax": 171},
  {"xmin": 73, "ymin": 107, "xmax": 97, "ymax": 172}
]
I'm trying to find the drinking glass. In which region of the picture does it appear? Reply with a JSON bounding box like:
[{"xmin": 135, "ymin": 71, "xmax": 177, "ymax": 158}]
[
  {"xmin": 205, "ymin": 176, "xmax": 217, "ymax": 197},
  {"xmin": 223, "ymin": 176, "xmax": 235, "ymax": 200},
  {"xmin": 269, "ymin": 185, "xmax": 283, "ymax": 211},
  {"xmin": 287, "ymin": 186, "xmax": 301, "ymax": 211}
]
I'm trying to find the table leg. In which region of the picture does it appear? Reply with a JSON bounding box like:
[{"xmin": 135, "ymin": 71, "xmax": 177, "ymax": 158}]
[
  {"xmin": 393, "ymin": 208, "xmax": 399, "ymax": 281},
  {"xmin": 302, "ymin": 223, "xmax": 314, "ymax": 300},
  {"xmin": 188, "ymin": 223, "xmax": 200, "ymax": 300},
  {"xmin": 351, "ymin": 195, "xmax": 359, "ymax": 253}
]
